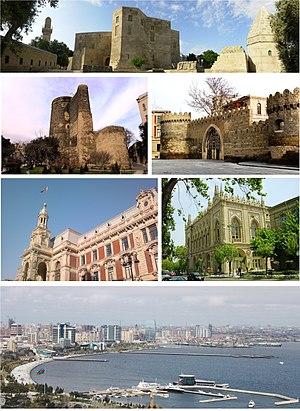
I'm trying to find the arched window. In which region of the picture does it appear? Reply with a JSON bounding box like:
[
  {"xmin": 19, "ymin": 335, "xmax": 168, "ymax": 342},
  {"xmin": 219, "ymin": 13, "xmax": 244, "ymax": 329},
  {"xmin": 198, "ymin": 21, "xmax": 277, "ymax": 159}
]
[
  {"xmin": 215, "ymin": 220, "xmax": 220, "ymax": 242},
  {"xmin": 231, "ymin": 218, "xmax": 241, "ymax": 242},
  {"xmin": 268, "ymin": 50, "xmax": 272, "ymax": 56},
  {"xmin": 23, "ymin": 262, "xmax": 29, "ymax": 281},
  {"xmin": 250, "ymin": 220, "xmax": 259, "ymax": 239},
  {"xmin": 257, "ymin": 102, "xmax": 261, "ymax": 115}
]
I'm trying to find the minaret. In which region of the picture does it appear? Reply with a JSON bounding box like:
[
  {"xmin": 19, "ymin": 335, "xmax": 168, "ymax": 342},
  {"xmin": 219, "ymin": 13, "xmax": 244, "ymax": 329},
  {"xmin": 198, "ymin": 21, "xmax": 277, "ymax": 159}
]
[
  {"xmin": 247, "ymin": 6, "xmax": 282, "ymax": 72},
  {"xmin": 42, "ymin": 17, "xmax": 52, "ymax": 42},
  {"xmin": 37, "ymin": 203, "xmax": 49, "ymax": 229},
  {"xmin": 29, "ymin": 203, "xmax": 51, "ymax": 248}
]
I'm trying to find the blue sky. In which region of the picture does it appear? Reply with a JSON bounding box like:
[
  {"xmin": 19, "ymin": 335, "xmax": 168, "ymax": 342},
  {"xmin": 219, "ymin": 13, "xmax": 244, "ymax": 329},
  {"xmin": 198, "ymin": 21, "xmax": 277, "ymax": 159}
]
[
  {"xmin": 1, "ymin": 286, "xmax": 300, "ymax": 326},
  {"xmin": 1, "ymin": 76, "xmax": 147, "ymax": 142},
  {"xmin": 17, "ymin": 0, "xmax": 277, "ymax": 56},
  {"xmin": 1, "ymin": 178, "xmax": 157, "ymax": 280},
  {"xmin": 171, "ymin": 178, "xmax": 300, "ymax": 246}
]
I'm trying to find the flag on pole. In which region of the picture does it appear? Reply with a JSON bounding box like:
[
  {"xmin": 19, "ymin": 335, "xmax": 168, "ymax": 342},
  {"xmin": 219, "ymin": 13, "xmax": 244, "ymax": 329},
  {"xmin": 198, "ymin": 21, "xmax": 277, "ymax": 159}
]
[
  {"xmin": 40, "ymin": 187, "xmax": 48, "ymax": 193},
  {"xmin": 36, "ymin": 368, "xmax": 45, "ymax": 375}
]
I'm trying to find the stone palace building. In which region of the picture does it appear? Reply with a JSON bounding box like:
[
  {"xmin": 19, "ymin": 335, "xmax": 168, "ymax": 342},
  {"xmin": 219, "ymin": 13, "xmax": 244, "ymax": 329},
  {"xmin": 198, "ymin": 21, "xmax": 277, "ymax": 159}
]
[
  {"xmin": 16, "ymin": 188, "xmax": 158, "ymax": 281},
  {"xmin": 185, "ymin": 187, "xmax": 298, "ymax": 274}
]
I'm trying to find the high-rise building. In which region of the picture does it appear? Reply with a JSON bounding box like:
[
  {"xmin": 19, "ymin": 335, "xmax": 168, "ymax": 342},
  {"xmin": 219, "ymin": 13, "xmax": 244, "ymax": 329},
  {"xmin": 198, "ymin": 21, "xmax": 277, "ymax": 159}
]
[
  {"xmin": 144, "ymin": 320, "xmax": 156, "ymax": 341},
  {"xmin": 52, "ymin": 323, "xmax": 76, "ymax": 345},
  {"xmin": 102, "ymin": 325, "xmax": 122, "ymax": 342}
]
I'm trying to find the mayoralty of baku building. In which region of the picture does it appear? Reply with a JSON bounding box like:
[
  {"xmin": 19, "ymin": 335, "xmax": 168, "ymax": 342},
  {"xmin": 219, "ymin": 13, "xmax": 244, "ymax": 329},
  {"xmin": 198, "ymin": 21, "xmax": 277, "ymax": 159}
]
[{"xmin": 16, "ymin": 188, "xmax": 158, "ymax": 281}]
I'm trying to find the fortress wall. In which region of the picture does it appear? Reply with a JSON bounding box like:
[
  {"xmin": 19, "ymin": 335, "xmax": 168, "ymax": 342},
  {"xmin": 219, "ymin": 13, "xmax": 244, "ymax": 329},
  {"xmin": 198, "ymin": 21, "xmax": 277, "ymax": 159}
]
[
  {"xmin": 72, "ymin": 32, "xmax": 112, "ymax": 70},
  {"xmin": 160, "ymin": 112, "xmax": 191, "ymax": 159},
  {"xmin": 111, "ymin": 7, "xmax": 179, "ymax": 70},
  {"xmin": 95, "ymin": 126, "xmax": 130, "ymax": 169},
  {"xmin": 267, "ymin": 88, "xmax": 299, "ymax": 162}
]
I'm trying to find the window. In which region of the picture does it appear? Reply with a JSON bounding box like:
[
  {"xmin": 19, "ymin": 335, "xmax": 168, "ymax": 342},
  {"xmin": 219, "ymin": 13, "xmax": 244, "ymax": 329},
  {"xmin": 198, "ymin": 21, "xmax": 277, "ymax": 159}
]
[
  {"xmin": 250, "ymin": 221, "xmax": 258, "ymax": 238},
  {"xmin": 149, "ymin": 224, "xmax": 158, "ymax": 241},
  {"xmin": 157, "ymin": 144, "xmax": 160, "ymax": 151},
  {"xmin": 122, "ymin": 237, "xmax": 129, "ymax": 251},
  {"xmin": 157, "ymin": 129, "xmax": 161, "ymax": 137},
  {"xmin": 20, "ymin": 57, "xmax": 23, "ymax": 65},
  {"xmin": 81, "ymin": 255, "xmax": 86, "ymax": 265},
  {"xmin": 142, "ymin": 103, "xmax": 146, "ymax": 111},
  {"xmin": 268, "ymin": 50, "xmax": 272, "ymax": 56},
  {"xmin": 115, "ymin": 26, "xmax": 119, "ymax": 36},
  {"xmin": 106, "ymin": 244, "xmax": 112, "ymax": 256},
  {"xmin": 39, "ymin": 60, "xmax": 41, "ymax": 66},
  {"xmin": 92, "ymin": 249, "xmax": 98, "ymax": 261},
  {"xmin": 257, "ymin": 102, "xmax": 261, "ymax": 115},
  {"xmin": 215, "ymin": 221, "xmax": 220, "ymax": 242},
  {"xmin": 30, "ymin": 59, "xmax": 33, "ymax": 66},
  {"xmin": 92, "ymin": 272, "xmax": 99, "ymax": 281},
  {"xmin": 157, "ymin": 116, "xmax": 161, "ymax": 123},
  {"xmin": 142, "ymin": 228, "xmax": 148, "ymax": 243},
  {"xmin": 116, "ymin": 16, "xmax": 119, "ymax": 23},
  {"xmin": 5, "ymin": 55, "xmax": 9, "ymax": 64},
  {"xmin": 128, "ymin": 14, "xmax": 132, "ymax": 21},
  {"xmin": 231, "ymin": 219, "xmax": 241, "ymax": 241},
  {"xmin": 108, "ymin": 266, "xmax": 114, "ymax": 281}
]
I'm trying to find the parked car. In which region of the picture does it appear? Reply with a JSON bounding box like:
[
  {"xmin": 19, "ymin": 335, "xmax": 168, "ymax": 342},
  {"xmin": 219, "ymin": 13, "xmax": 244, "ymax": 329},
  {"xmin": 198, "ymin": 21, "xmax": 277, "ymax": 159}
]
[{"xmin": 187, "ymin": 272, "xmax": 205, "ymax": 281}]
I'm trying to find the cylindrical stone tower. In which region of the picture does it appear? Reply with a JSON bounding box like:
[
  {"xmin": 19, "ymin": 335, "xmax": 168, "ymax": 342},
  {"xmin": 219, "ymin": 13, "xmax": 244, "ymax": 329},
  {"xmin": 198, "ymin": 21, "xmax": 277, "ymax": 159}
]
[
  {"xmin": 160, "ymin": 112, "xmax": 191, "ymax": 159},
  {"xmin": 49, "ymin": 96, "xmax": 71, "ymax": 146}
]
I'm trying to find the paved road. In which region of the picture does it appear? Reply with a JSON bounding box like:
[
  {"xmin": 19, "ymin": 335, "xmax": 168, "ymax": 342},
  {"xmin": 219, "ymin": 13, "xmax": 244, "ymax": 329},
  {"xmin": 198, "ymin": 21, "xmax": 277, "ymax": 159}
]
[{"xmin": 152, "ymin": 160, "xmax": 299, "ymax": 175}]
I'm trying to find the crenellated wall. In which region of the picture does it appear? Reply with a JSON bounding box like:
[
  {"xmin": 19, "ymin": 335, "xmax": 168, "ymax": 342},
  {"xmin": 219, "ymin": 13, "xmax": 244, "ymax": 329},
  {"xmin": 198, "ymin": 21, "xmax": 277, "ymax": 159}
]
[{"xmin": 160, "ymin": 89, "xmax": 299, "ymax": 163}]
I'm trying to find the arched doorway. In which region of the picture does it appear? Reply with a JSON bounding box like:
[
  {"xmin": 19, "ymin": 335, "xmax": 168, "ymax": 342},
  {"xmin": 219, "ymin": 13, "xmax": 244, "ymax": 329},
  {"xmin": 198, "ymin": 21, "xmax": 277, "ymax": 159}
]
[
  {"xmin": 206, "ymin": 127, "xmax": 221, "ymax": 160},
  {"xmin": 23, "ymin": 262, "xmax": 29, "ymax": 281},
  {"xmin": 37, "ymin": 262, "xmax": 47, "ymax": 281}
]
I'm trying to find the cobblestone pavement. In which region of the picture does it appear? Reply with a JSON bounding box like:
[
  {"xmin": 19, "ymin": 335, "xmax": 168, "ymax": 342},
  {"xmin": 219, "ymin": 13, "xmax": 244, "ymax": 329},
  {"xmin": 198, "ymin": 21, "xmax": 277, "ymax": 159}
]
[{"xmin": 152, "ymin": 160, "xmax": 299, "ymax": 175}]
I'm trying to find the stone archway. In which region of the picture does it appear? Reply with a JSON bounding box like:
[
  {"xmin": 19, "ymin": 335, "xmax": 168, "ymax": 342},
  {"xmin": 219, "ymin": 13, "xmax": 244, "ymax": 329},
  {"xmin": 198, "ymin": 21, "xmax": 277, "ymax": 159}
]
[
  {"xmin": 202, "ymin": 126, "xmax": 223, "ymax": 160},
  {"xmin": 54, "ymin": 261, "xmax": 61, "ymax": 281},
  {"xmin": 37, "ymin": 262, "xmax": 47, "ymax": 281}
]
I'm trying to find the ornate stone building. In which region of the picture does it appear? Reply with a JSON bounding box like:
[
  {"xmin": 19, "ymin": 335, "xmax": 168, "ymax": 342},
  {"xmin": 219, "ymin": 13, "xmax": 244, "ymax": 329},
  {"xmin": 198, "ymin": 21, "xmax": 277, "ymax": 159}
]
[
  {"xmin": 185, "ymin": 187, "xmax": 271, "ymax": 274},
  {"xmin": 71, "ymin": 6, "xmax": 180, "ymax": 72},
  {"xmin": 16, "ymin": 188, "xmax": 158, "ymax": 282},
  {"xmin": 160, "ymin": 88, "xmax": 299, "ymax": 165},
  {"xmin": 49, "ymin": 84, "xmax": 130, "ymax": 168},
  {"xmin": 207, "ymin": 7, "xmax": 283, "ymax": 73}
]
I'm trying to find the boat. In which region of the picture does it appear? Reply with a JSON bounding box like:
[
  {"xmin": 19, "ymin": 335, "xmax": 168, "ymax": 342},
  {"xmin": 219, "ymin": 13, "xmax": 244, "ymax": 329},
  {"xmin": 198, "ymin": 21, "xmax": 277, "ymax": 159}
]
[
  {"xmin": 248, "ymin": 399, "xmax": 255, "ymax": 408},
  {"xmin": 135, "ymin": 380, "xmax": 160, "ymax": 391},
  {"xmin": 279, "ymin": 361, "xmax": 284, "ymax": 365}
]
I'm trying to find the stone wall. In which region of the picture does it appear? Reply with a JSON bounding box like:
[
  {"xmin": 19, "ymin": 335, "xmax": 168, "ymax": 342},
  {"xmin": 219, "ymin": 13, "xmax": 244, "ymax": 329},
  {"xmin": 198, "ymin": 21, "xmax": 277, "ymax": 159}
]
[
  {"xmin": 110, "ymin": 7, "xmax": 180, "ymax": 71},
  {"xmin": 160, "ymin": 112, "xmax": 191, "ymax": 159},
  {"xmin": 1, "ymin": 40, "xmax": 57, "ymax": 72},
  {"xmin": 95, "ymin": 126, "xmax": 130, "ymax": 169},
  {"xmin": 72, "ymin": 32, "xmax": 111, "ymax": 71}
]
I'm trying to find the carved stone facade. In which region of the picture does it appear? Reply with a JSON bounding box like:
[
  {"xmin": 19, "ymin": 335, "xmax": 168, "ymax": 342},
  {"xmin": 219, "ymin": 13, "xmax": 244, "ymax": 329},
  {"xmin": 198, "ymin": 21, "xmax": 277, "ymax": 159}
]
[
  {"xmin": 49, "ymin": 84, "xmax": 130, "ymax": 168},
  {"xmin": 16, "ymin": 188, "xmax": 158, "ymax": 282},
  {"xmin": 71, "ymin": 6, "xmax": 180, "ymax": 71},
  {"xmin": 160, "ymin": 88, "xmax": 299, "ymax": 165},
  {"xmin": 185, "ymin": 187, "xmax": 272, "ymax": 274}
]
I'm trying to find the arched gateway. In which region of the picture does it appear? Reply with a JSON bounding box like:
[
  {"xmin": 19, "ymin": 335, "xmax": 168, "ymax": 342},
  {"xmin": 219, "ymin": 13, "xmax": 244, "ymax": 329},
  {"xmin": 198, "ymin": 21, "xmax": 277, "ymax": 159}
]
[{"xmin": 202, "ymin": 126, "xmax": 223, "ymax": 160}]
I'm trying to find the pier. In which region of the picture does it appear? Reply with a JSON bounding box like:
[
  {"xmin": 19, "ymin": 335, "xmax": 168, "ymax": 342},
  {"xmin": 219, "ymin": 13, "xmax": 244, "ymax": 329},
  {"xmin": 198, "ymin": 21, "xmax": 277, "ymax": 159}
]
[
  {"xmin": 53, "ymin": 358, "xmax": 109, "ymax": 362},
  {"xmin": 195, "ymin": 385, "xmax": 299, "ymax": 406},
  {"xmin": 120, "ymin": 351, "xmax": 274, "ymax": 359}
]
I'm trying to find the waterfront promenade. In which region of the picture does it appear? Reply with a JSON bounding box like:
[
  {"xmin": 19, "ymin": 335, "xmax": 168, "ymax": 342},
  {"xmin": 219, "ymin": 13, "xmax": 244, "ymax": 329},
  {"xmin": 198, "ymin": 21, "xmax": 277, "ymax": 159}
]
[{"xmin": 11, "ymin": 358, "xmax": 53, "ymax": 385}]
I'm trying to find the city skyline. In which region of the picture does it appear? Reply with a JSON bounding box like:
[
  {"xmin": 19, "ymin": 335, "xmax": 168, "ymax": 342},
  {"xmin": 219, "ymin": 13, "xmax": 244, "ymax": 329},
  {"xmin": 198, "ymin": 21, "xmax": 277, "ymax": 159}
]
[
  {"xmin": 170, "ymin": 178, "xmax": 299, "ymax": 246},
  {"xmin": 1, "ymin": 178, "xmax": 157, "ymax": 280},
  {"xmin": 2, "ymin": 77, "xmax": 147, "ymax": 142},
  {"xmin": 17, "ymin": 0, "xmax": 277, "ymax": 56},
  {"xmin": 1, "ymin": 286, "xmax": 299, "ymax": 327}
]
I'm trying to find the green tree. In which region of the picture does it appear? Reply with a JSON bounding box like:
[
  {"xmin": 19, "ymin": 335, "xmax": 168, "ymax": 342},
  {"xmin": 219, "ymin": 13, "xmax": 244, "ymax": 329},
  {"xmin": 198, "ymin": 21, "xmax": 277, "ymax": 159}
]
[
  {"xmin": 30, "ymin": 37, "xmax": 72, "ymax": 67},
  {"xmin": 198, "ymin": 50, "xmax": 218, "ymax": 68},
  {"xmin": 131, "ymin": 55, "xmax": 145, "ymax": 70},
  {"xmin": 251, "ymin": 228, "xmax": 277, "ymax": 274},
  {"xmin": 1, "ymin": 0, "xmax": 59, "ymax": 54},
  {"xmin": 25, "ymin": 136, "xmax": 60, "ymax": 168},
  {"xmin": 162, "ymin": 178, "xmax": 264, "ymax": 259},
  {"xmin": 173, "ymin": 245, "xmax": 188, "ymax": 273},
  {"xmin": 214, "ymin": 243, "xmax": 239, "ymax": 275},
  {"xmin": 270, "ymin": 0, "xmax": 299, "ymax": 72},
  {"xmin": 162, "ymin": 259, "xmax": 176, "ymax": 272}
]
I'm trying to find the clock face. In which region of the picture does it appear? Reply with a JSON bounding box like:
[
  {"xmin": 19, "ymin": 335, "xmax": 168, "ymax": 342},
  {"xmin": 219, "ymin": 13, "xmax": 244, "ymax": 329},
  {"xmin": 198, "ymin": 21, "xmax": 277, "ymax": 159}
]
[{"xmin": 144, "ymin": 201, "xmax": 148, "ymax": 207}]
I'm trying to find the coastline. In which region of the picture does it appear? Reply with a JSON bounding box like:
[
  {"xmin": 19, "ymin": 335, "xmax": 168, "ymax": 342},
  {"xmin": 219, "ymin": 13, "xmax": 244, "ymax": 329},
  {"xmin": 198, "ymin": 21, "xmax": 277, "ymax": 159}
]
[{"xmin": 11, "ymin": 358, "xmax": 53, "ymax": 385}]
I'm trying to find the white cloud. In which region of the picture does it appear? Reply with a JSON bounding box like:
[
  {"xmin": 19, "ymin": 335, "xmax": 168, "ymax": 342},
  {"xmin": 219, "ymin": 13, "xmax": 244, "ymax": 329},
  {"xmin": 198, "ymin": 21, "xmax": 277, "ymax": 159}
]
[
  {"xmin": 228, "ymin": 0, "xmax": 275, "ymax": 19},
  {"xmin": 84, "ymin": 0, "xmax": 102, "ymax": 6}
]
